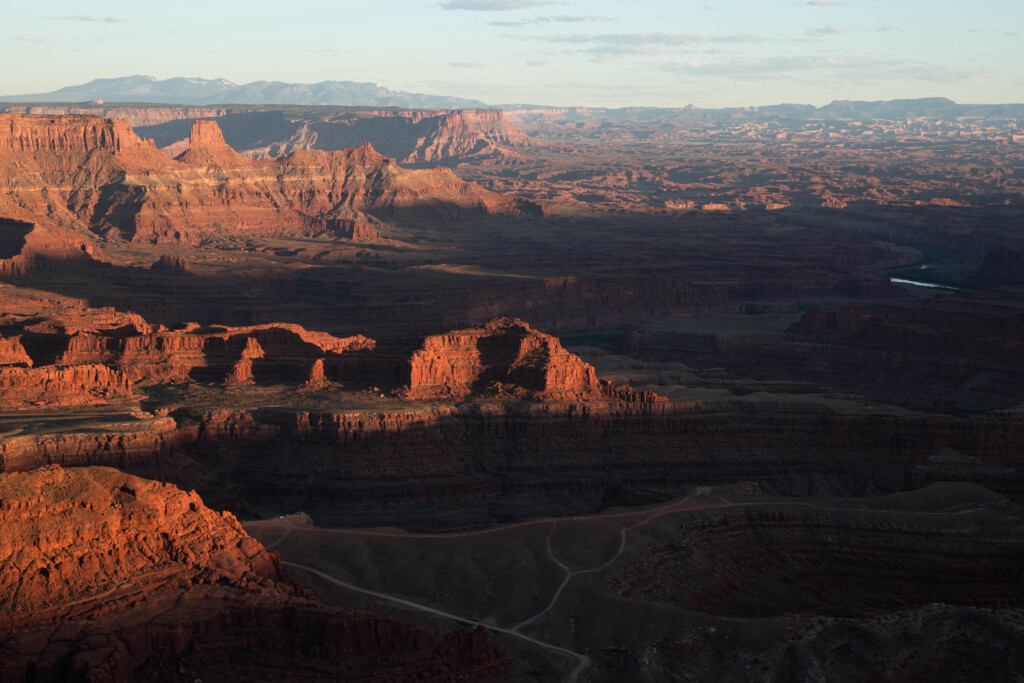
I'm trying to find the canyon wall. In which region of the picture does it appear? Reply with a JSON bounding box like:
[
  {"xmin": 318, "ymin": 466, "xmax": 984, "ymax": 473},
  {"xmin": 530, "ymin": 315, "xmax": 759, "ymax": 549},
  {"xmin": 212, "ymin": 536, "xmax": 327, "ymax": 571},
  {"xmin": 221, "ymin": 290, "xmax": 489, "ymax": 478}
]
[
  {"xmin": 0, "ymin": 113, "xmax": 542, "ymax": 250},
  {"xmin": 3, "ymin": 400, "xmax": 1021, "ymax": 528}
]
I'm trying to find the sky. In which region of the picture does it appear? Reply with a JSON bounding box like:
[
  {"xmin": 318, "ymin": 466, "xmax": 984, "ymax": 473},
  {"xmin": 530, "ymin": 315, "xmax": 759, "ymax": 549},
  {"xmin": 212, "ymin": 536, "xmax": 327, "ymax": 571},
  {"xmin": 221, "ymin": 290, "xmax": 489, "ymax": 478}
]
[{"xmin": 2, "ymin": 0, "xmax": 1022, "ymax": 108}]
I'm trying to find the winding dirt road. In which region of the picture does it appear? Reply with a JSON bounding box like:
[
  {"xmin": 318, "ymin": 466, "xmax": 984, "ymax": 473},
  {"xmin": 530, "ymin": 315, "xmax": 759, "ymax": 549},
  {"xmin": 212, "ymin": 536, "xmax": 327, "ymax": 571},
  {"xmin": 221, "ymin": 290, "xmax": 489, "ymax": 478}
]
[
  {"xmin": 250, "ymin": 488, "xmax": 997, "ymax": 681},
  {"xmin": 283, "ymin": 560, "xmax": 593, "ymax": 682}
]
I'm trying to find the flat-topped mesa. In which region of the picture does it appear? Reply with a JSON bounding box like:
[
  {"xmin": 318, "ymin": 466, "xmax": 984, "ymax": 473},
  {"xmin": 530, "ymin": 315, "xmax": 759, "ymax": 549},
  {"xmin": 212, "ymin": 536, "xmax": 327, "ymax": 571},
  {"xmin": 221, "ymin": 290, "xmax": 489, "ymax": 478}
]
[
  {"xmin": 405, "ymin": 317, "xmax": 663, "ymax": 402},
  {"xmin": 0, "ymin": 114, "xmax": 170, "ymax": 168}
]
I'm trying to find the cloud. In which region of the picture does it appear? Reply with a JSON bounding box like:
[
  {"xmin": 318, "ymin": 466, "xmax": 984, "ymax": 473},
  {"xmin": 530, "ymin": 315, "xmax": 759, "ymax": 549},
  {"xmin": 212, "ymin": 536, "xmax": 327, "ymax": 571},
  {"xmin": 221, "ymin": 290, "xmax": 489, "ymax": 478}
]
[
  {"xmin": 545, "ymin": 15, "xmax": 614, "ymax": 22},
  {"xmin": 503, "ymin": 31, "xmax": 767, "ymax": 59},
  {"xmin": 807, "ymin": 25, "xmax": 846, "ymax": 37},
  {"xmin": 876, "ymin": 25, "xmax": 898, "ymax": 33},
  {"xmin": 449, "ymin": 61, "xmax": 485, "ymax": 68},
  {"xmin": 506, "ymin": 32, "xmax": 765, "ymax": 46},
  {"xmin": 805, "ymin": 0, "xmax": 845, "ymax": 6},
  {"xmin": 526, "ymin": 60, "xmax": 549, "ymax": 66},
  {"xmin": 13, "ymin": 34, "xmax": 48, "ymax": 42},
  {"xmin": 489, "ymin": 14, "xmax": 614, "ymax": 27},
  {"xmin": 663, "ymin": 55, "xmax": 992, "ymax": 85},
  {"xmin": 439, "ymin": 0, "xmax": 557, "ymax": 10},
  {"xmin": 52, "ymin": 15, "xmax": 127, "ymax": 23}
]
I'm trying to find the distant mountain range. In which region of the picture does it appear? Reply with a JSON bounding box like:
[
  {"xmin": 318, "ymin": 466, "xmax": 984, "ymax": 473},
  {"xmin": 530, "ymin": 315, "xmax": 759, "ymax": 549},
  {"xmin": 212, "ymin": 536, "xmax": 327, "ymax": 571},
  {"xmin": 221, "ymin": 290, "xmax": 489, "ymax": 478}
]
[
  {"xmin": 3, "ymin": 76, "xmax": 1023, "ymax": 119},
  {"xmin": 509, "ymin": 97, "xmax": 1024, "ymax": 120},
  {"xmin": 0, "ymin": 75, "xmax": 489, "ymax": 109}
]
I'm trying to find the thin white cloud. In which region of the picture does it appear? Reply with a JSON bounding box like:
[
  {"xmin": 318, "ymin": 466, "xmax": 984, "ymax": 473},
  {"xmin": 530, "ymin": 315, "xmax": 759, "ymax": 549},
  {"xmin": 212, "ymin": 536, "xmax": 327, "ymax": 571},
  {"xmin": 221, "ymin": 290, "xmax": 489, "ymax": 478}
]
[
  {"xmin": 504, "ymin": 31, "xmax": 767, "ymax": 60},
  {"xmin": 545, "ymin": 15, "xmax": 614, "ymax": 22},
  {"xmin": 807, "ymin": 25, "xmax": 846, "ymax": 37},
  {"xmin": 506, "ymin": 32, "xmax": 765, "ymax": 46},
  {"xmin": 449, "ymin": 61, "xmax": 485, "ymax": 68},
  {"xmin": 806, "ymin": 0, "xmax": 846, "ymax": 6},
  {"xmin": 490, "ymin": 14, "xmax": 615, "ymax": 26},
  {"xmin": 439, "ymin": 0, "xmax": 557, "ymax": 10},
  {"xmin": 664, "ymin": 55, "xmax": 992, "ymax": 85},
  {"xmin": 876, "ymin": 25, "xmax": 898, "ymax": 33},
  {"xmin": 13, "ymin": 34, "xmax": 48, "ymax": 42},
  {"xmin": 52, "ymin": 15, "xmax": 127, "ymax": 23}
]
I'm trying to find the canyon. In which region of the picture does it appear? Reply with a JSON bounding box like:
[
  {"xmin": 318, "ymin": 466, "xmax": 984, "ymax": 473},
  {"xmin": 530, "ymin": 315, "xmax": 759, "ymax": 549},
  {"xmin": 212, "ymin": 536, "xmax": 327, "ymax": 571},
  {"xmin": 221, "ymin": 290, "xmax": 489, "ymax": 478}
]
[{"xmin": 1, "ymin": 104, "xmax": 1023, "ymax": 680}]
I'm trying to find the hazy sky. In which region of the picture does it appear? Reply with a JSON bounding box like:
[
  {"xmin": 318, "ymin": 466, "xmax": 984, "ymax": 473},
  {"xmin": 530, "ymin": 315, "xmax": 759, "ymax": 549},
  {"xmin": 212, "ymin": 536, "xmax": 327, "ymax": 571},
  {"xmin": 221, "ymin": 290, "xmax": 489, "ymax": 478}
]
[{"xmin": 2, "ymin": 0, "xmax": 1022, "ymax": 107}]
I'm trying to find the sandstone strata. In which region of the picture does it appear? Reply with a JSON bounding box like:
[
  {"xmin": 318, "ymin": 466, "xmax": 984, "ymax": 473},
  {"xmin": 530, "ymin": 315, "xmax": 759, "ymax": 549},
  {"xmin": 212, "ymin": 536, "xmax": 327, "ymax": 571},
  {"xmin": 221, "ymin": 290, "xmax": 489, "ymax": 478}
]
[
  {"xmin": 0, "ymin": 113, "xmax": 542, "ymax": 252},
  {"xmin": 0, "ymin": 465, "xmax": 504, "ymax": 682}
]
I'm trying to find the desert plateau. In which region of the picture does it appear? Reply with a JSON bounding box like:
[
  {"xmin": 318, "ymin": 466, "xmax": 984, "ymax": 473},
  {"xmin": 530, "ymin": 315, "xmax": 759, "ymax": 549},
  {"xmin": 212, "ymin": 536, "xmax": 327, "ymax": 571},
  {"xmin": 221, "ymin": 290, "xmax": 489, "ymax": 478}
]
[{"xmin": 3, "ymin": 29, "xmax": 1024, "ymax": 679}]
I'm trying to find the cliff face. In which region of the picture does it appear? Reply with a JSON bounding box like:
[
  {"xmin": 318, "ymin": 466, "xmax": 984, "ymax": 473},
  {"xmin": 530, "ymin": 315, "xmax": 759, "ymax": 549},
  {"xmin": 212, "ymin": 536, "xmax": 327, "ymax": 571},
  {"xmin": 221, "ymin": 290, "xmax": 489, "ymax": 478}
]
[
  {"xmin": 3, "ymin": 312, "xmax": 658, "ymax": 405},
  {"xmin": 0, "ymin": 114, "xmax": 169, "ymax": 161},
  {"xmin": 397, "ymin": 109, "xmax": 535, "ymax": 164},
  {"xmin": 0, "ymin": 465, "xmax": 505, "ymax": 682},
  {"xmin": 83, "ymin": 105, "xmax": 539, "ymax": 164},
  {"xmin": 15, "ymin": 320, "xmax": 375, "ymax": 393},
  {"xmin": 973, "ymin": 246, "xmax": 1024, "ymax": 287},
  {"xmin": 3, "ymin": 399, "xmax": 1015, "ymax": 529},
  {"xmin": 0, "ymin": 113, "xmax": 542, "ymax": 249},
  {"xmin": 0, "ymin": 364, "xmax": 132, "ymax": 406}
]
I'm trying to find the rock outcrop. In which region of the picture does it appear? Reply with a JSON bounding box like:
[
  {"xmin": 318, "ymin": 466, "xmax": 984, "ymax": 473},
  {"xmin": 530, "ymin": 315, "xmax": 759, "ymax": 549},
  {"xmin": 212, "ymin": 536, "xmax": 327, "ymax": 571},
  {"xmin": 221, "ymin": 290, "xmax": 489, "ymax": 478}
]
[
  {"xmin": 405, "ymin": 317, "xmax": 658, "ymax": 401},
  {"xmin": 0, "ymin": 335, "xmax": 32, "ymax": 367},
  {"xmin": 0, "ymin": 465, "xmax": 505, "ymax": 682}
]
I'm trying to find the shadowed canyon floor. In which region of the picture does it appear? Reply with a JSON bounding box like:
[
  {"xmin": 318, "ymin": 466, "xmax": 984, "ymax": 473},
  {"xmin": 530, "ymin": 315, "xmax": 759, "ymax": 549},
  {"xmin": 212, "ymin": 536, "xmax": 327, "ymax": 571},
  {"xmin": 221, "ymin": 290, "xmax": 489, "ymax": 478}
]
[
  {"xmin": 1, "ymin": 106, "xmax": 1024, "ymax": 680},
  {"xmin": 245, "ymin": 483, "xmax": 1024, "ymax": 681}
]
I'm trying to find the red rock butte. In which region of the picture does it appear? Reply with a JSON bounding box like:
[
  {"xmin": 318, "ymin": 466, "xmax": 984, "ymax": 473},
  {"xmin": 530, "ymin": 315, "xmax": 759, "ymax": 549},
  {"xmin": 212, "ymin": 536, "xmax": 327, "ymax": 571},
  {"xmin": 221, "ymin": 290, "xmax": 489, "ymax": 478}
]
[{"xmin": 406, "ymin": 317, "xmax": 663, "ymax": 402}]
